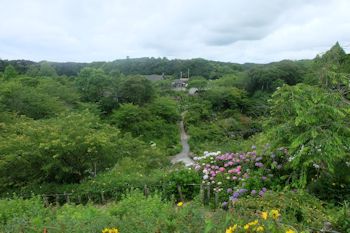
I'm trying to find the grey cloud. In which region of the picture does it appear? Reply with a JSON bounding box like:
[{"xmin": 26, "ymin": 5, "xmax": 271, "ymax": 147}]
[{"xmin": 0, "ymin": 0, "xmax": 349, "ymax": 63}]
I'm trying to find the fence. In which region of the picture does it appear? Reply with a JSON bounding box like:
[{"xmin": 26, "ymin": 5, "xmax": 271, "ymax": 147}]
[
  {"xmin": 36, "ymin": 183, "xmax": 222, "ymax": 207},
  {"xmin": 3, "ymin": 182, "xmax": 345, "ymax": 233}
]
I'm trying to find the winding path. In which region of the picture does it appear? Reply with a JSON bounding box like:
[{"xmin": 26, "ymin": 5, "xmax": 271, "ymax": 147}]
[{"xmin": 171, "ymin": 112, "xmax": 195, "ymax": 166}]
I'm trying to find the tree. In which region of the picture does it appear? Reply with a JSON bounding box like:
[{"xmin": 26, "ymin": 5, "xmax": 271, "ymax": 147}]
[
  {"xmin": 0, "ymin": 111, "xmax": 142, "ymax": 188},
  {"xmin": 148, "ymin": 97, "xmax": 180, "ymax": 123},
  {"xmin": 110, "ymin": 103, "xmax": 152, "ymax": 136},
  {"xmin": 75, "ymin": 67, "xmax": 119, "ymax": 112},
  {"xmin": 118, "ymin": 76, "xmax": 155, "ymax": 105},
  {"xmin": 26, "ymin": 64, "xmax": 40, "ymax": 77},
  {"xmin": 266, "ymin": 83, "xmax": 350, "ymax": 186},
  {"xmin": 202, "ymin": 87, "xmax": 248, "ymax": 112},
  {"xmin": 38, "ymin": 62, "xmax": 58, "ymax": 77},
  {"xmin": 187, "ymin": 76, "xmax": 208, "ymax": 89},
  {"xmin": 0, "ymin": 80, "xmax": 66, "ymax": 119},
  {"xmin": 312, "ymin": 42, "xmax": 350, "ymax": 96},
  {"xmin": 3, "ymin": 65, "xmax": 17, "ymax": 80}
]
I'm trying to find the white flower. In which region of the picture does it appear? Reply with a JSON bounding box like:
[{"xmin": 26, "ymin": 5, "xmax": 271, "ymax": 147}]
[{"xmin": 203, "ymin": 175, "xmax": 209, "ymax": 180}]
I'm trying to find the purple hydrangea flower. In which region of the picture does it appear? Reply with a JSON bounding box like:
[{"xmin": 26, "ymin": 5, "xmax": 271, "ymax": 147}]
[
  {"xmin": 251, "ymin": 190, "xmax": 257, "ymax": 195},
  {"xmin": 239, "ymin": 189, "xmax": 248, "ymax": 194},
  {"xmin": 232, "ymin": 192, "xmax": 240, "ymax": 198}
]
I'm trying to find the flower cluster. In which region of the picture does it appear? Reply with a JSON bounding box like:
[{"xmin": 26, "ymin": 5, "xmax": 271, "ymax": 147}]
[
  {"xmin": 194, "ymin": 146, "xmax": 288, "ymax": 205},
  {"xmin": 102, "ymin": 228, "xmax": 119, "ymax": 233}
]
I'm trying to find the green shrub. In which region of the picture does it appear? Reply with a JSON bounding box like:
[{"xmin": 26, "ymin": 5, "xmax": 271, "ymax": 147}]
[{"xmin": 163, "ymin": 168, "xmax": 201, "ymax": 201}]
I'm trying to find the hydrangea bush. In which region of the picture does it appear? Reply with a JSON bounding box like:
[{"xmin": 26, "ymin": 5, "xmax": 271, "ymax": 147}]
[{"xmin": 193, "ymin": 146, "xmax": 289, "ymax": 206}]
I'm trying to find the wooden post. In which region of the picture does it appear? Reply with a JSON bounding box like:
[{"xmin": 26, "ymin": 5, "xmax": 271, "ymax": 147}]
[
  {"xmin": 101, "ymin": 191, "xmax": 105, "ymax": 204},
  {"xmin": 43, "ymin": 195, "xmax": 49, "ymax": 207},
  {"xmin": 55, "ymin": 194, "xmax": 59, "ymax": 206},
  {"xmin": 64, "ymin": 192, "xmax": 70, "ymax": 204},
  {"xmin": 43, "ymin": 227, "xmax": 47, "ymax": 233},
  {"xmin": 214, "ymin": 192, "xmax": 219, "ymax": 209},
  {"xmin": 144, "ymin": 185, "xmax": 149, "ymax": 197},
  {"xmin": 207, "ymin": 184, "xmax": 211, "ymax": 205},
  {"xmin": 200, "ymin": 184, "xmax": 204, "ymax": 205},
  {"xmin": 177, "ymin": 185, "xmax": 184, "ymax": 202}
]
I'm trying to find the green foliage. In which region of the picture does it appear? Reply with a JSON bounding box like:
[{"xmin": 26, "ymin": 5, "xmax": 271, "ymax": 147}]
[
  {"xmin": 247, "ymin": 60, "xmax": 304, "ymax": 94},
  {"xmin": 311, "ymin": 42, "xmax": 350, "ymax": 96},
  {"xmin": 0, "ymin": 191, "xmax": 342, "ymax": 233},
  {"xmin": 109, "ymin": 190, "xmax": 174, "ymax": 233},
  {"xmin": 3, "ymin": 65, "xmax": 17, "ymax": 80},
  {"xmin": 331, "ymin": 201, "xmax": 350, "ymax": 233},
  {"xmin": 187, "ymin": 76, "xmax": 208, "ymax": 89},
  {"xmin": 118, "ymin": 75, "xmax": 155, "ymax": 105},
  {"xmin": 35, "ymin": 77, "xmax": 80, "ymax": 106},
  {"xmin": 163, "ymin": 168, "xmax": 201, "ymax": 201},
  {"xmin": 75, "ymin": 67, "xmax": 119, "ymax": 113},
  {"xmin": 110, "ymin": 103, "xmax": 150, "ymax": 135},
  {"xmin": 233, "ymin": 191, "xmax": 330, "ymax": 230},
  {"xmin": 210, "ymin": 73, "xmax": 248, "ymax": 90},
  {"xmin": 37, "ymin": 62, "xmax": 58, "ymax": 77},
  {"xmin": 0, "ymin": 79, "xmax": 66, "ymax": 119},
  {"xmin": 266, "ymin": 83, "xmax": 350, "ymax": 186},
  {"xmin": 110, "ymin": 101, "xmax": 180, "ymax": 155},
  {"xmin": 202, "ymin": 87, "xmax": 248, "ymax": 112},
  {"xmin": 0, "ymin": 111, "xmax": 138, "ymax": 189},
  {"xmin": 148, "ymin": 97, "xmax": 180, "ymax": 123}
]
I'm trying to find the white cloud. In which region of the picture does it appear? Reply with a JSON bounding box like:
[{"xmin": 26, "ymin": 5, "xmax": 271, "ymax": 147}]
[{"xmin": 0, "ymin": 0, "xmax": 349, "ymax": 63}]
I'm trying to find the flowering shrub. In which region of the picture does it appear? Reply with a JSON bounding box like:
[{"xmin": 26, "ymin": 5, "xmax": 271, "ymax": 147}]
[{"xmin": 193, "ymin": 146, "xmax": 289, "ymax": 205}]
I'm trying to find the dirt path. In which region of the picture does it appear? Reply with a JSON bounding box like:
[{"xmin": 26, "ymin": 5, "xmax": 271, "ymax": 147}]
[{"xmin": 171, "ymin": 112, "xmax": 194, "ymax": 166}]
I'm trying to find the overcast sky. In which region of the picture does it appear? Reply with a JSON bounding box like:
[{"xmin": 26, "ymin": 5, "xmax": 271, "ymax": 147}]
[{"xmin": 0, "ymin": 0, "xmax": 349, "ymax": 63}]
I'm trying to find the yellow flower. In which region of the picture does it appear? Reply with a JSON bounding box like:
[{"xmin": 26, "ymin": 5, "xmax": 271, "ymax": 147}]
[
  {"xmin": 102, "ymin": 227, "xmax": 119, "ymax": 233},
  {"xmin": 256, "ymin": 226, "xmax": 264, "ymax": 232},
  {"xmin": 244, "ymin": 224, "xmax": 250, "ymax": 230},
  {"xmin": 261, "ymin": 211, "xmax": 268, "ymax": 220},
  {"xmin": 285, "ymin": 229, "xmax": 295, "ymax": 233},
  {"xmin": 270, "ymin": 209, "xmax": 280, "ymax": 220},
  {"xmin": 177, "ymin": 201, "xmax": 183, "ymax": 207},
  {"xmin": 110, "ymin": 228, "xmax": 119, "ymax": 233},
  {"xmin": 248, "ymin": 220, "xmax": 258, "ymax": 226},
  {"xmin": 225, "ymin": 224, "xmax": 237, "ymax": 233}
]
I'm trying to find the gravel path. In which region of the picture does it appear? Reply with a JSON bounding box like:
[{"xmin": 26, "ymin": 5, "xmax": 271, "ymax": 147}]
[{"xmin": 171, "ymin": 113, "xmax": 194, "ymax": 166}]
